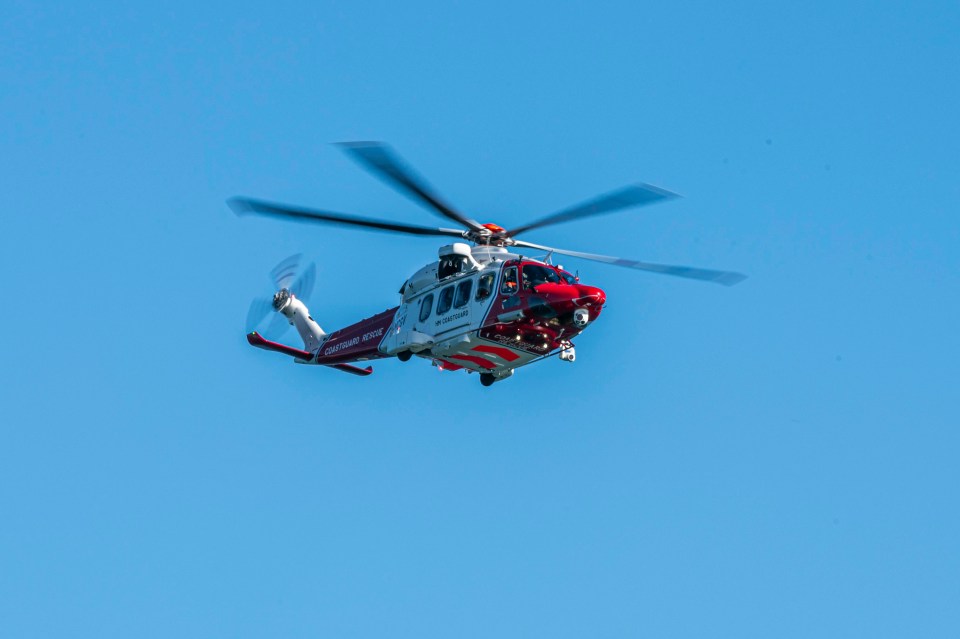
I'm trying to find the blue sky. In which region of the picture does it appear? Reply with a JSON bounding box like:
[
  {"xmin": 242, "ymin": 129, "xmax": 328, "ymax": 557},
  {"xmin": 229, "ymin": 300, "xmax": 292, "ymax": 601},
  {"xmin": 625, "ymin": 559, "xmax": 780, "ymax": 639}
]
[{"xmin": 2, "ymin": 1, "xmax": 959, "ymax": 636}]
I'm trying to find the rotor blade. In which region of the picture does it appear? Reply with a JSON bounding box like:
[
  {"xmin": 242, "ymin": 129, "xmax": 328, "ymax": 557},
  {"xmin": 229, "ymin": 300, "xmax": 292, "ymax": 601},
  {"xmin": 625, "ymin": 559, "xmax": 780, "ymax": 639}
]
[
  {"xmin": 513, "ymin": 240, "xmax": 747, "ymax": 286},
  {"xmin": 337, "ymin": 141, "xmax": 486, "ymax": 233},
  {"xmin": 504, "ymin": 184, "xmax": 679, "ymax": 238},
  {"xmin": 246, "ymin": 296, "xmax": 274, "ymax": 333},
  {"xmin": 266, "ymin": 311, "xmax": 290, "ymax": 339},
  {"xmin": 290, "ymin": 262, "xmax": 315, "ymax": 301},
  {"xmin": 229, "ymin": 197, "xmax": 467, "ymax": 238},
  {"xmin": 270, "ymin": 253, "xmax": 301, "ymax": 290},
  {"xmin": 246, "ymin": 296, "xmax": 291, "ymax": 339}
]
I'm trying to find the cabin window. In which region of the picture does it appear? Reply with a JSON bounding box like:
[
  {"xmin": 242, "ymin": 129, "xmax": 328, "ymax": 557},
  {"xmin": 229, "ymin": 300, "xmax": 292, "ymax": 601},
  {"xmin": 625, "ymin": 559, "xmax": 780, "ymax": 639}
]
[
  {"xmin": 500, "ymin": 266, "xmax": 518, "ymax": 295},
  {"xmin": 560, "ymin": 270, "xmax": 578, "ymax": 285},
  {"xmin": 522, "ymin": 264, "xmax": 562, "ymax": 289},
  {"xmin": 476, "ymin": 272, "xmax": 495, "ymax": 301},
  {"xmin": 437, "ymin": 286, "xmax": 455, "ymax": 314},
  {"xmin": 454, "ymin": 279, "xmax": 472, "ymax": 308},
  {"xmin": 419, "ymin": 294, "xmax": 434, "ymax": 322}
]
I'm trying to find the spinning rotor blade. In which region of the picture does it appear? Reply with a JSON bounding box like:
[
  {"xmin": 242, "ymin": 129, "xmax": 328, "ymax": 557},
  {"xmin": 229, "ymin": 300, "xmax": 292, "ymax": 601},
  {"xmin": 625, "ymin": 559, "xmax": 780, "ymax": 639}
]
[
  {"xmin": 246, "ymin": 297, "xmax": 290, "ymax": 339},
  {"xmin": 266, "ymin": 312, "xmax": 290, "ymax": 338},
  {"xmin": 514, "ymin": 240, "xmax": 747, "ymax": 286},
  {"xmin": 504, "ymin": 183, "xmax": 679, "ymax": 238},
  {"xmin": 247, "ymin": 255, "xmax": 315, "ymax": 339},
  {"xmin": 270, "ymin": 253, "xmax": 301, "ymax": 290},
  {"xmin": 246, "ymin": 296, "xmax": 274, "ymax": 333},
  {"xmin": 337, "ymin": 141, "xmax": 487, "ymax": 233},
  {"xmin": 246, "ymin": 296, "xmax": 291, "ymax": 338},
  {"xmin": 229, "ymin": 197, "xmax": 467, "ymax": 238},
  {"xmin": 290, "ymin": 262, "xmax": 315, "ymax": 301}
]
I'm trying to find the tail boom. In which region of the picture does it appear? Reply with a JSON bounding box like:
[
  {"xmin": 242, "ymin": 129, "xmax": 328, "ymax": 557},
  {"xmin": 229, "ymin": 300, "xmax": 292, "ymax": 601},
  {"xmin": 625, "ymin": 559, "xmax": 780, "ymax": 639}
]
[{"xmin": 312, "ymin": 307, "xmax": 398, "ymax": 366}]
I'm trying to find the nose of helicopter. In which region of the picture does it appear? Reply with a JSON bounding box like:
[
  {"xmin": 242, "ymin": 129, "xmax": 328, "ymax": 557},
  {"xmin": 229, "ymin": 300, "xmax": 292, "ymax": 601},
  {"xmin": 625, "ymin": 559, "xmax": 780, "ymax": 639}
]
[{"xmin": 575, "ymin": 284, "xmax": 606, "ymax": 308}]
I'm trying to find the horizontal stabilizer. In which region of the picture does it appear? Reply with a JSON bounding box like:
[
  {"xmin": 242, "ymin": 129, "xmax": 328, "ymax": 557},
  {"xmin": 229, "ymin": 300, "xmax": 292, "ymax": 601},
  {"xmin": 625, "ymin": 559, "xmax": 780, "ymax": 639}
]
[
  {"xmin": 329, "ymin": 363, "xmax": 374, "ymax": 376},
  {"xmin": 247, "ymin": 332, "xmax": 314, "ymax": 360},
  {"xmin": 247, "ymin": 332, "xmax": 374, "ymax": 376}
]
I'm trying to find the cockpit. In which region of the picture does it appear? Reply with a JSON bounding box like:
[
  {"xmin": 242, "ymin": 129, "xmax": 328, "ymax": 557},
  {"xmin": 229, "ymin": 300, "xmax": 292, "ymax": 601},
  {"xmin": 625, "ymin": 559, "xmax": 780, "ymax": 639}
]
[
  {"xmin": 495, "ymin": 259, "xmax": 605, "ymax": 332},
  {"xmin": 520, "ymin": 263, "xmax": 578, "ymax": 289},
  {"xmin": 521, "ymin": 264, "xmax": 561, "ymax": 288}
]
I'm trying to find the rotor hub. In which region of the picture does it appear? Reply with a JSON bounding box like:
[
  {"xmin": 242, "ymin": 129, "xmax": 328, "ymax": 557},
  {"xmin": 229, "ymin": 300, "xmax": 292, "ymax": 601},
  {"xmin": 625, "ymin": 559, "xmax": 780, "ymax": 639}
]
[{"xmin": 272, "ymin": 288, "xmax": 292, "ymax": 312}]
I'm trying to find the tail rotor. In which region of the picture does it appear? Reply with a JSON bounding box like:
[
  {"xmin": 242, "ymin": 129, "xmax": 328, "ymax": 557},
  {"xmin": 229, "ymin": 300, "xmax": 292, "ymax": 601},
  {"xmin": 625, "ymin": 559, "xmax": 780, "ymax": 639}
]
[{"xmin": 246, "ymin": 254, "xmax": 317, "ymax": 339}]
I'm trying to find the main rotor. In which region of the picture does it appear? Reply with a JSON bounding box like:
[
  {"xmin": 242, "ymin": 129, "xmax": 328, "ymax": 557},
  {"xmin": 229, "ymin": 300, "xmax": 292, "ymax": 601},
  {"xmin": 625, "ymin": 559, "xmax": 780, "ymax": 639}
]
[{"xmin": 228, "ymin": 141, "xmax": 746, "ymax": 286}]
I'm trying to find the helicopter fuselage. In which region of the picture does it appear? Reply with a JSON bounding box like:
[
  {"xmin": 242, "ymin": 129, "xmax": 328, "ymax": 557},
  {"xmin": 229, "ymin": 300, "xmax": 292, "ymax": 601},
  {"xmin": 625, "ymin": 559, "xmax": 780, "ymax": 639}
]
[{"xmin": 286, "ymin": 244, "xmax": 605, "ymax": 383}]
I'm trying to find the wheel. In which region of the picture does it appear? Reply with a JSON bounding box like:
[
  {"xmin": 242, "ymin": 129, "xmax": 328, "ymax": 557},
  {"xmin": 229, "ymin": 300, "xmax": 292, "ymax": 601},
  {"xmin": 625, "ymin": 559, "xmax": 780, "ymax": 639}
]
[
  {"xmin": 480, "ymin": 373, "xmax": 496, "ymax": 387},
  {"xmin": 397, "ymin": 350, "xmax": 412, "ymax": 362}
]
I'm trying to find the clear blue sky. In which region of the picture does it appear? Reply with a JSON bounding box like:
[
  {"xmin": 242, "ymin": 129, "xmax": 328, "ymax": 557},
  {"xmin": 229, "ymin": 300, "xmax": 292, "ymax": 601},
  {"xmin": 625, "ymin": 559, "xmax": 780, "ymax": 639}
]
[{"xmin": 2, "ymin": 1, "xmax": 958, "ymax": 636}]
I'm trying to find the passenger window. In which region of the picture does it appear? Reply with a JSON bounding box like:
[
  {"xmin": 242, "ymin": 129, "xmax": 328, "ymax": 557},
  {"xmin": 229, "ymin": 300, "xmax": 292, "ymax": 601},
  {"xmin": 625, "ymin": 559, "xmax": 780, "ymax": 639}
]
[
  {"xmin": 437, "ymin": 286, "xmax": 454, "ymax": 314},
  {"xmin": 454, "ymin": 280, "xmax": 472, "ymax": 308},
  {"xmin": 419, "ymin": 294, "xmax": 434, "ymax": 322},
  {"xmin": 500, "ymin": 266, "xmax": 518, "ymax": 295},
  {"xmin": 476, "ymin": 272, "xmax": 495, "ymax": 300}
]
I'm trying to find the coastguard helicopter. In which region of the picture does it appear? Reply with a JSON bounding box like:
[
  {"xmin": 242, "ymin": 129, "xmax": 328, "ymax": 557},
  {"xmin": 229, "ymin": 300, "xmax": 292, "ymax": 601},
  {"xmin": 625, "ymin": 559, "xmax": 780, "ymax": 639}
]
[{"xmin": 230, "ymin": 142, "xmax": 745, "ymax": 386}]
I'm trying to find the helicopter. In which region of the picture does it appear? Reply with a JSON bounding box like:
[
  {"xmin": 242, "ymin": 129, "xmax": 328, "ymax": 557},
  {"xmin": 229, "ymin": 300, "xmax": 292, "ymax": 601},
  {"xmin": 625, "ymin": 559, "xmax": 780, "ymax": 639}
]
[{"xmin": 230, "ymin": 142, "xmax": 746, "ymax": 386}]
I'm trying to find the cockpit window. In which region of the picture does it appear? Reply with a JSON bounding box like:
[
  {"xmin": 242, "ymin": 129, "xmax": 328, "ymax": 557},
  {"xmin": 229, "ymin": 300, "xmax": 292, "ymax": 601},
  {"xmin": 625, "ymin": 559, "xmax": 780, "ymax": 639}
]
[
  {"xmin": 522, "ymin": 264, "xmax": 562, "ymax": 288},
  {"xmin": 560, "ymin": 270, "xmax": 577, "ymax": 285},
  {"xmin": 500, "ymin": 266, "xmax": 518, "ymax": 295}
]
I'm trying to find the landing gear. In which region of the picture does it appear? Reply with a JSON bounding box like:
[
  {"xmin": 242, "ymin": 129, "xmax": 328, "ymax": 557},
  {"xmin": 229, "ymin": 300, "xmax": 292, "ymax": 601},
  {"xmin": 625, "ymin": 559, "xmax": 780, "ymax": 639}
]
[
  {"xmin": 480, "ymin": 373, "xmax": 496, "ymax": 387},
  {"xmin": 397, "ymin": 350, "xmax": 412, "ymax": 362}
]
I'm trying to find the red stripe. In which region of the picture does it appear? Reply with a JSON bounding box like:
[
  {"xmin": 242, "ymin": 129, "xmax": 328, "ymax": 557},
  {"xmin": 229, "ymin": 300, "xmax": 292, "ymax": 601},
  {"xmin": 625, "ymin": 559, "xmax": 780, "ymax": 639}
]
[
  {"xmin": 449, "ymin": 354, "xmax": 497, "ymax": 369},
  {"xmin": 471, "ymin": 344, "xmax": 520, "ymax": 361}
]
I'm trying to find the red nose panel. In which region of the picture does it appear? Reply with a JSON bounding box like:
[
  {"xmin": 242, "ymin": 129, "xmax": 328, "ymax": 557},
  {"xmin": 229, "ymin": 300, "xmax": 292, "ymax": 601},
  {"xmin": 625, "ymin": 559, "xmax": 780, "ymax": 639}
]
[{"xmin": 575, "ymin": 285, "xmax": 606, "ymax": 307}]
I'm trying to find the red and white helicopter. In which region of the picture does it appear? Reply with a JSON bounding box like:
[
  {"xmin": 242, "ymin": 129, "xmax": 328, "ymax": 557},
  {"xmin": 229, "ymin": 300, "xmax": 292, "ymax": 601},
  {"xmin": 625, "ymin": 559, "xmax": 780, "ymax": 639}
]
[{"xmin": 230, "ymin": 142, "xmax": 745, "ymax": 386}]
